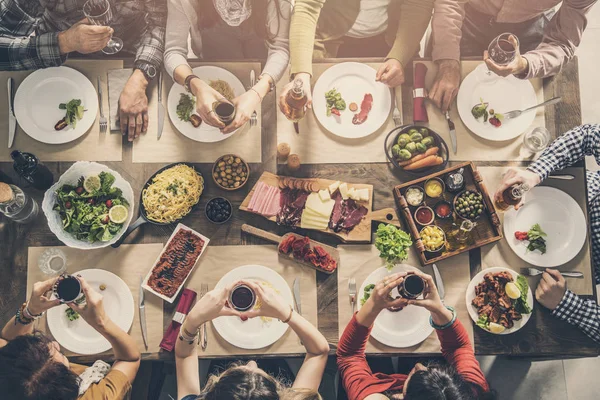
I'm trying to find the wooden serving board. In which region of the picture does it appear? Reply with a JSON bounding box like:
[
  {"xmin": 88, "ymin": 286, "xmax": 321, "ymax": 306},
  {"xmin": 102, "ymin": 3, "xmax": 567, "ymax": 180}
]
[
  {"xmin": 393, "ymin": 162, "xmax": 503, "ymax": 265},
  {"xmin": 240, "ymin": 172, "xmax": 399, "ymax": 243},
  {"xmin": 241, "ymin": 224, "xmax": 339, "ymax": 274}
]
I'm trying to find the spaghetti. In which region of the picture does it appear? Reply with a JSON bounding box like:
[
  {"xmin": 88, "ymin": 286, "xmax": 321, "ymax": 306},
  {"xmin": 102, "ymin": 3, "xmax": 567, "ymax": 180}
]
[
  {"xmin": 209, "ymin": 79, "xmax": 235, "ymax": 101},
  {"xmin": 142, "ymin": 164, "xmax": 204, "ymax": 223}
]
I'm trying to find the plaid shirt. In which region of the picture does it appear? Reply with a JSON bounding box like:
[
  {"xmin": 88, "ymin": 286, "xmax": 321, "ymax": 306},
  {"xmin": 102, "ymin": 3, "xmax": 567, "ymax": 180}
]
[
  {"xmin": 0, "ymin": 0, "xmax": 166, "ymax": 71},
  {"xmin": 528, "ymin": 123, "xmax": 600, "ymax": 343}
]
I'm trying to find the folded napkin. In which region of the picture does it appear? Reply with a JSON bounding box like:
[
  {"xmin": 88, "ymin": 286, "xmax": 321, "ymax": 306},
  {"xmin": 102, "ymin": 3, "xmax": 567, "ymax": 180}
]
[
  {"xmin": 78, "ymin": 360, "xmax": 111, "ymax": 396},
  {"xmin": 107, "ymin": 68, "xmax": 133, "ymax": 132},
  {"xmin": 413, "ymin": 63, "xmax": 428, "ymax": 123},
  {"xmin": 159, "ymin": 288, "xmax": 197, "ymax": 352}
]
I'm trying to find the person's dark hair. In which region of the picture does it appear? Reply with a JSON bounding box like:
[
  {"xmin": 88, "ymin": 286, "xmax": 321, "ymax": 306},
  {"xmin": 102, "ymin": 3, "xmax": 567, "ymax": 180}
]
[
  {"xmin": 404, "ymin": 364, "xmax": 497, "ymax": 400},
  {"xmin": 0, "ymin": 333, "xmax": 79, "ymax": 400}
]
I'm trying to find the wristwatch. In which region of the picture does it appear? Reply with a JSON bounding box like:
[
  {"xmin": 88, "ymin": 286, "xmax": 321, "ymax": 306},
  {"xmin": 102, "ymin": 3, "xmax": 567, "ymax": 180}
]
[
  {"xmin": 184, "ymin": 74, "xmax": 201, "ymax": 93},
  {"xmin": 135, "ymin": 62, "xmax": 158, "ymax": 81}
]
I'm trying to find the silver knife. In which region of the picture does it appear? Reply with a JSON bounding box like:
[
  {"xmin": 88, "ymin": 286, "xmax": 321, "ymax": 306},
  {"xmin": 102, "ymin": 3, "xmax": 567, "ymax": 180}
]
[
  {"xmin": 139, "ymin": 276, "xmax": 148, "ymax": 350},
  {"xmin": 7, "ymin": 78, "xmax": 17, "ymax": 148},
  {"xmin": 432, "ymin": 263, "xmax": 445, "ymax": 301},
  {"xmin": 157, "ymin": 71, "xmax": 165, "ymax": 140},
  {"xmin": 445, "ymin": 111, "xmax": 457, "ymax": 155},
  {"xmin": 292, "ymin": 278, "xmax": 302, "ymax": 316}
]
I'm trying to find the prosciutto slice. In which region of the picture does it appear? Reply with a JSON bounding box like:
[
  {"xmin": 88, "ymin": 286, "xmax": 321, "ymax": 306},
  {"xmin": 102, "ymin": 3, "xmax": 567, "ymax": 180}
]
[{"xmin": 352, "ymin": 93, "xmax": 373, "ymax": 125}]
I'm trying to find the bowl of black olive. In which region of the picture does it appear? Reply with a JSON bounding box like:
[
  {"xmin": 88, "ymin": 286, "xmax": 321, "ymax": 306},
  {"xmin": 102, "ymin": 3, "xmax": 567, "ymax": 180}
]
[{"xmin": 205, "ymin": 197, "xmax": 233, "ymax": 224}]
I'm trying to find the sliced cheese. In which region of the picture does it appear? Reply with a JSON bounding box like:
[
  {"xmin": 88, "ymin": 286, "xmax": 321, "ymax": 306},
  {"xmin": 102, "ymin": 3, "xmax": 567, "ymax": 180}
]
[
  {"xmin": 304, "ymin": 193, "xmax": 335, "ymax": 218},
  {"xmin": 318, "ymin": 189, "xmax": 331, "ymax": 202},
  {"xmin": 339, "ymin": 182, "xmax": 349, "ymax": 199},
  {"xmin": 356, "ymin": 188, "xmax": 369, "ymax": 202},
  {"xmin": 302, "ymin": 208, "xmax": 331, "ymax": 221},
  {"xmin": 329, "ymin": 180, "xmax": 341, "ymax": 193},
  {"xmin": 301, "ymin": 214, "xmax": 330, "ymax": 227},
  {"xmin": 301, "ymin": 219, "xmax": 328, "ymax": 230},
  {"xmin": 347, "ymin": 187, "xmax": 358, "ymax": 200}
]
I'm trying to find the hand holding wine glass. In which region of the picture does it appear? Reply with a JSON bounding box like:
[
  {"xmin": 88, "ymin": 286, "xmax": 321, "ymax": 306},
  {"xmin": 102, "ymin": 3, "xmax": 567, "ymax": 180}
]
[
  {"xmin": 82, "ymin": 0, "xmax": 123, "ymax": 55},
  {"xmin": 484, "ymin": 33, "xmax": 528, "ymax": 77}
]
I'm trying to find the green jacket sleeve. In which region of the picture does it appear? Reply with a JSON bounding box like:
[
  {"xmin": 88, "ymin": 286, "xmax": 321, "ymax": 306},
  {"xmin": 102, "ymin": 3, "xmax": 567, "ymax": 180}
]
[
  {"xmin": 289, "ymin": 0, "xmax": 326, "ymax": 77},
  {"xmin": 387, "ymin": 0, "xmax": 434, "ymax": 67}
]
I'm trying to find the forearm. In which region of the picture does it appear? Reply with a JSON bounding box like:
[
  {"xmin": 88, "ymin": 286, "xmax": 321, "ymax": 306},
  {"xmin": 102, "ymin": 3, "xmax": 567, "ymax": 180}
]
[
  {"xmin": 95, "ymin": 319, "xmax": 140, "ymax": 362},
  {"xmin": 553, "ymin": 290, "xmax": 600, "ymax": 343},
  {"xmin": 134, "ymin": 0, "xmax": 167, "ymax": 69},
  {"xmin": 252, "ymin": 76, "xmax": 272, "ymax": 100},
  {"xmin": 289, "ymin": 0, "xmax": 324, "ymax": 76},
  {"xmin": 1, "ymin": 316, "xmax": 34, "ymax": 341},
  {"xmin": 387, "ymin": 0, "xmax": 434, "ymax": 66},
  {"xmin": 431, "ymin": 0, "xmax": 468, "ymax": 63},
  {"xmin": 288, "ymin": 311, "xmax": 330, "ymax": 356},
  {"xmin": 355, "ymin": 299, "xmax": 380, "ymax": 328}
]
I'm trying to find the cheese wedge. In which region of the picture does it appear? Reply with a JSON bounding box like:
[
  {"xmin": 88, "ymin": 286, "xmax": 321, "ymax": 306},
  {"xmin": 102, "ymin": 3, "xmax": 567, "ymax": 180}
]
[
  {"xmin": 304, "ymin": 193, "xmax": 335, "ymax": 217},
  {"xmin": 329, "ymin": 180, "xmax": 341, "ymax": 194},
  {"xmin": 318, "ymin": 189, "xmax": 331, "ymax": 202},
  {"xmin": 302, "ymin": 208, "xmax": 331, "ymax": 221},
  {"xmin": 339, "ymin": 183, "xmax": 349, "ymax": 199},
  {"xmin": 356, "ymin": 188, "xmax": 369, "ymax": 202},
  {"xmin": 347, "ymin": 187, "xmax": 358, "ymax": 200}
]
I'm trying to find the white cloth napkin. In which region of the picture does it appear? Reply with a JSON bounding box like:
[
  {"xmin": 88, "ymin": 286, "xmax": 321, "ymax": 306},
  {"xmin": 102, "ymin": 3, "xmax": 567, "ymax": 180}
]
[
  {"xmin": 78, "ymin": 360, "xmax": 111, "ymax": 396},
  {"xmin": 107, "ymin": 68, "xmax": 133, "ymax": 131}
]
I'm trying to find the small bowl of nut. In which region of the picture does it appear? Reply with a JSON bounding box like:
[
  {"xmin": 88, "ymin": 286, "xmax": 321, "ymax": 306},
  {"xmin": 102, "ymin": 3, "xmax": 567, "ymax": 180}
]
[{"xmin": 212, "ymin": 154, "xmax": 250, "ymax": 191}]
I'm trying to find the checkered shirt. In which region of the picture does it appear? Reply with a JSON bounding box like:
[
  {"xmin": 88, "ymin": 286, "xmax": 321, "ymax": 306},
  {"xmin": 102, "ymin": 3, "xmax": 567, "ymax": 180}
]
[
  {"xmin": 0, "ymin": 0, "xmax": 166, "ymax": 71},
  {"xmin": 528, "ymin": 123, "xmax": 600, "ymax": 343}
]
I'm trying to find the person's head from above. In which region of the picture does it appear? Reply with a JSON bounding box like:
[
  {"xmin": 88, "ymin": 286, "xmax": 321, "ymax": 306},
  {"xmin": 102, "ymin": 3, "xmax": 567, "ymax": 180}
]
[
  {"xmin": 195, "ymin": 360, "xmax": 322, "ymax": 400},
  {"xmin": 0, "ymin": 333, "xmax": 79, "ymax": 400}
]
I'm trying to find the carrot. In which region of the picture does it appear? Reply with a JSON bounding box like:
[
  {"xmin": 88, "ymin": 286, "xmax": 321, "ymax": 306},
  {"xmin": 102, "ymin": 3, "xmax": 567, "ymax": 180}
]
[
  {"xmin": 398, "ymin": 147, "xmax": 439, "ymax": 167},
  {"xmin": 404, "ymin": 155, "xmax": 444, "ymax": 171}
]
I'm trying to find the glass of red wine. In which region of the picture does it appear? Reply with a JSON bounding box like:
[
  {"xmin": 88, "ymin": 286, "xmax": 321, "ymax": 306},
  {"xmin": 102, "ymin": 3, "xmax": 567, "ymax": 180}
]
[
  {"xmin": 83, "ymin": 0, "xmax": 123, "ymax": 55},
  {"xmin": 488, "ymin": 33, "xmax": 519, "ymax": 66}
]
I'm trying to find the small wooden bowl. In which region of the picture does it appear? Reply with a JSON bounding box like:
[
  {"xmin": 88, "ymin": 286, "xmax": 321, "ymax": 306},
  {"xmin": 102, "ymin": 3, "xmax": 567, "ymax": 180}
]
[{"xmin": 212, "ymin": 154, "xmax": 250, "ymax": 191}]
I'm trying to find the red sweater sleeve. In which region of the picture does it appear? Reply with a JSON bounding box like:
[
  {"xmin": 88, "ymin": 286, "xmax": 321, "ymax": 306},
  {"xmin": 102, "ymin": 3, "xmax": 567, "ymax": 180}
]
[{"xmin": 438, "ymin": 319, "xmax": 490, "ymax": 393}]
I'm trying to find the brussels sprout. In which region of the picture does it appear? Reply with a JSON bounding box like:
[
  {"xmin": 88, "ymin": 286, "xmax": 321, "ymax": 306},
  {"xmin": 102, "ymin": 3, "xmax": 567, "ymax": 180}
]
[
  {"xmin": 397, "ymin": 137, "xmax": 409, "ymax": 148},
  {"xmin": 399, "ymin": 133, "xmax": 411, "ymax": 143},
  {"xmin": 408, "ymin": 129, "xmax": 419, "ymax": 136},
  {"xmin": 419, "ymin": 128, "xmax": 430, "ymax": 137},
  {"xmin": 398, "ymin": 149, "xmax": 412, "ymax": 161},
  {"xmin": 415, "ymin": 142, "xmax": 427, "ymax": 153},
  {"xmin": 405, "ymin": 142, "xmax": 417, "ymax": 154},
  {"xmin": 392, "ymin": 144, "xmax": 402, "ymax": 158},
  {"xmin": 421, "ymin": 137, "xmax": 435, "ymax": 148},
  {"xmin": 410, "ymin": 132, "xmax": 423, "ymax": 142}
]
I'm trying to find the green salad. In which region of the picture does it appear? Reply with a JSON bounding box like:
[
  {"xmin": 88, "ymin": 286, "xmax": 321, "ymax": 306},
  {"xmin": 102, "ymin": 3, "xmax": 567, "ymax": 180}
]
[
  {"xmin": 53, "ymin": 172, "xmax": 129, "ymax": 243},
  {"xmin": 375, "ymin": 224, "xmax": 413, "ymax": 270}
]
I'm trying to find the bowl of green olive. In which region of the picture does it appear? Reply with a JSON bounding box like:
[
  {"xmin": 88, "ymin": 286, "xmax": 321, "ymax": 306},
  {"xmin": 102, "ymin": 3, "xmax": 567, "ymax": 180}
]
[
  {"xmin": 453, "ymin": 190, "xmax": 485, "ymax": 221},
  {"xmin": 212, "ymin": 154, "xmax": 250, "ymax": 191}
]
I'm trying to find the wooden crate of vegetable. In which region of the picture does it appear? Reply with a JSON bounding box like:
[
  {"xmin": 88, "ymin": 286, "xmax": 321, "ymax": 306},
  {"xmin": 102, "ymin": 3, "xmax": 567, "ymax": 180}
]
[{"xmin": 393, "ymin": 162, "xmax": 502, "ymax": 265}]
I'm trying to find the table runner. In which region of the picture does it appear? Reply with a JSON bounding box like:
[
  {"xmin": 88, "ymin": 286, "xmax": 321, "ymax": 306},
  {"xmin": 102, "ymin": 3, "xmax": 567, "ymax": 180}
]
[
  {"xmin": 478, "ymin": 166, "xmax": 594, "ymax": 295},
  {"xmin": 131, "ymin": 62, "xmax": 262, "ymax": 163},
  {"xmin": 26, "ymin": 244, "xmax": 164, "ymax": 356},
  {"xmin": 417, "ymin": 60, "xmax": 545, "ymax": 161},
  {"xmin": 0, "ymin": 60, "xmax": 123, "ymax": 162},
  {"xmin": 276, "ymin": 64, "xmax": 401, "ymax": 164},
  {"xmin": 337, "ymin": 244, "xmax": 473, "ymax": 354},
  {"xmin": 185, "ymin": 245, "xmax": 318, "ymax": 357}
]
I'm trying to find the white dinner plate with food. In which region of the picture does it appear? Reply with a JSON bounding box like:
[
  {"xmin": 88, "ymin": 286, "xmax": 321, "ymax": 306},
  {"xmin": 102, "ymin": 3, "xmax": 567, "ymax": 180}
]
[
  {"xmin": 466, "ymin": 267, "xmax": 534, "ymax": 335},
  {"xmin": 457, "ymin": 64, "xmax": 537, "ymax": 141},
  {"xmin": 503, "ymin": 186, "xmax": 587, "ymax": 267},
  {"xmin": 212, "ymin": 265, "xmax": 293, "ymax": 349},
  {"xmin": 357, "ymin": 264, "xmax": 433, "ymax": 348},
  {"xmin": 312, "ymin": 62, "xmax": 392, "ymax": 139},
  {"xmin": 47, "ymin": 269, "xmax": 134, "ymax": 355},
  {"xmin": 14, "ymin": 66, "xmax": 98, "ymax": 144},
  {"xmin": 167, "ymin": 66, "xmax": 245, "ymax": 143}
]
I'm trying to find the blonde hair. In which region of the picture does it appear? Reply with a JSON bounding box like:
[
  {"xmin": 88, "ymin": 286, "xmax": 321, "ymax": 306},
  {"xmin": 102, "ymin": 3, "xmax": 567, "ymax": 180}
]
[{"xmin": 280, "ymin": 388, "xmax": 323, "ymax": 400}]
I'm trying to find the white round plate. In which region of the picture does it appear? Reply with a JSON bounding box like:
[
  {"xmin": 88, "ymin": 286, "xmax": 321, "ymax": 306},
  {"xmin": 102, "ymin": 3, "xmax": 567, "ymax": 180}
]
[
  {"xmin": 357, "ymin": 264, "xmax": 433, "ymax": 348},
  {"xmin": 14, "ymin": 66, "xmax": 98, "ymax": 144},
  {"xmin": 503, "ymin": 186, "xmax": 587, "ymax": 267},
  {"xmin": 466, "ymin": 267, "xmax": 534, "ymax": 335},
  {"xmin": 457, "ymin": 64, "xmax": 537, "ymax": 141},
  {"xmin": 47, "ymin": 269, "xmax": 134, "ymax": 355},
  {"xmin": 167, "ymin": 66, "xmax": 245, "ymax": 143},
  {"xmin": 212, "ymin": 265, "xmax": 292, "ymax": 349},
  {"xmin": 312, "ymin": 62, "xmax": 392, "ymax": 139}
]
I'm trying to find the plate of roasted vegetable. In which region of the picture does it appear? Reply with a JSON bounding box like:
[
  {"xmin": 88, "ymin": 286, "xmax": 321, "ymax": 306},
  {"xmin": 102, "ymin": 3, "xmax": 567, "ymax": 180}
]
[
  {"xmin": 167, "ymin": 66, "xmax": 245, "ymax": 143},
  {"xmin": 466, "ymin": 267, "xmax": 533, "ymax": 335},
  {"xmin": 385, "ymin": 125, "xmax": 449, "ymax": 176}
]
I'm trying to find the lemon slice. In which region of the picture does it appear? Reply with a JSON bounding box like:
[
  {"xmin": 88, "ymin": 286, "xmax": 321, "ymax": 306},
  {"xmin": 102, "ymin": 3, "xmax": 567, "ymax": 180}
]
[
  {"xmin": 83, "ymin": 175, "xmax": 101, "ymax": 193},
  {"xmin": 489, "ymin": 322, "xmax": 506, "ymax": 334},
  {"xmin": 109, "ymin": 205, "xmax": 128, "ymax": 224},
  {"xmin": 505, "ymin": 282, "xmax": 521, "ymax": 300}
]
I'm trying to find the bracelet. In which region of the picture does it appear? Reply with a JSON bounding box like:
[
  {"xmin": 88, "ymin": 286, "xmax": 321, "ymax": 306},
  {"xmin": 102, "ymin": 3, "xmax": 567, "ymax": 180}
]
[
  {"xmin": 429, "ymin": 306, "xmax": 457, "ymax": 330},
  {"xmin": 184, "ymin": 74, "xmax": 200, "ymax": 93},
  {"xmin": 178, "ymin": 323, "xmax": 199, "ymax": 344},
  {"xmin": 250, "ymin": 87, "xmax": 263, "ymax": 101},
  {"xmin": 24, "ymin": 302, "xmax": 45, "ymax": 320},
  {"xmin": 280, "ymin": 305, "xmax": 294, "ymax": 324},
  {"xmin": 15, "ymin": 303, "xmax": 34, "ymax": 325}
]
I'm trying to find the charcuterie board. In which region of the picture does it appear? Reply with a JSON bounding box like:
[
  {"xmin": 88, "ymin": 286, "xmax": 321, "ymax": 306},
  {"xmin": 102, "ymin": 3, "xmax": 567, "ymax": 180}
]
[{"xmin": 240, "ymin": 172, "xmax": 399, "ymax": 243}]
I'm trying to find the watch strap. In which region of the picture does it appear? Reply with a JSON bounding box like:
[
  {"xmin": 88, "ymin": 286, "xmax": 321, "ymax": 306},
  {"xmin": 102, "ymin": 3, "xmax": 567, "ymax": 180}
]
[
  {"xmin": 185, "ymin": 74, "xmax": 200, "ymax": 93},
  {"xmin": 135, "ymin": 62, "xmax": 157, "ymax": 81}
]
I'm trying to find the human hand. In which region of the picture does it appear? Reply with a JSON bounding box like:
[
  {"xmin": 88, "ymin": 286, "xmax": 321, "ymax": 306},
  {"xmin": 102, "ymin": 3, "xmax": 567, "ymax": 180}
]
[
  {"xmin": 221, "ymin": 90, "xmax": 260, "ymax": 134},
  {"xmin": 484, "ymin": 35, "xmax": 529, "ymax": 77},
  {"xmin": 190, "ymin": 79, "xmax": 227, "ymax": 129},
  {"xmin": 494, "ymin": 168, "xmax": 541, "ymax": 210},
  {"xmin": 119, "ymin": 70, "xmax": 149, "ymax": 141},
  {"xmin": 535, "ymin": 269, "xmax": 567, "ymax": 311},
  {"xmin": 27, "ymin": 277, "xmax": 61, "ymax": 315},
  {"xmin": 58, "ymin": 18, "xmax": 113, "ymax": 55},
  {"xmin": 368, "ymin": 273, "xmax": 410, "ymax": 312},
  {"xmin": 67, "ymin": 276, "xmax": 109, "ymax": 329},
  {"xmin": 405, "ymin": 270, "xmax": 443, "ymax": 313},
  {"xmin": 376, "ymin": 59, "xmax": 405, "ymax": 88},
  {"xmin": 428, "ymin": 60, "xmax": 460, "ymax": 113},
  {"xmin": 238, "ymin": 280, "xmax": 290, "ymax": 321},
  {"xmin": 278, "ymin": 72, "xmax": 312, "ymax": 116},
  {"xmin": 187, "ymin": 283, "xmax": 242, "ymax": 327}
]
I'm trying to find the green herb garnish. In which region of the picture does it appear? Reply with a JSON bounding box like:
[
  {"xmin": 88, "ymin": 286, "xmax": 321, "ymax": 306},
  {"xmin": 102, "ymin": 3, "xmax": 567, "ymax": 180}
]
[
  {"xmin": 375, "ymin": 224, "xmax": 413, "ymax": 270},
  {"xmin": 471, "ymin": 97, "xmax": 489, "ymax": 122},
  {"xmin": 476, "ymin": 314, "xmax": 489, "ymax": 330},
  {"xmin": 59, "ymin": 99, "xmax": 85, "ymax": 129},
  {"xmin": 65, "ymin": 308, "xmax": 80, "ymax": 321},
  {"xmin": 526, "ymin": 224, "xmax": 547, "ymax": 254},
  {"xmin": 176, "ymin": 93, "xmax": 195, "ymax": 122},
  {"xmin": 324, "ymin": 88, "xmax": 346, "ymax": 116},
  {"xmin": 514, "ymin": 275, "xmax": 532, "ymax": 314},
  {"xmin": 360, "ymin": 284, "xmax": 375, "ymax": 306}
]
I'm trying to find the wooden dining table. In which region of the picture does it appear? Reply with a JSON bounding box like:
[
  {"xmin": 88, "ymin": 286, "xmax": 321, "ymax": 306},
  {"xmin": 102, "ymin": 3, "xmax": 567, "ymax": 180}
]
[{"xmin": 0, "ymin": 56, "xmax": 597, "ymax": 365}]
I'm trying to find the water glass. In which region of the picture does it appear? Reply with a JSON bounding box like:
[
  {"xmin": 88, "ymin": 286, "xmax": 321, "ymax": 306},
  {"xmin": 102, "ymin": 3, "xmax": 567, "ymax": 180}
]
[
  {"xmin": 523, "ymin": 127, "xmax": 551, "ymax": 153},
  {"xmin": 38, "ymin": 248, "xmax": 67, "ymax": 276}
]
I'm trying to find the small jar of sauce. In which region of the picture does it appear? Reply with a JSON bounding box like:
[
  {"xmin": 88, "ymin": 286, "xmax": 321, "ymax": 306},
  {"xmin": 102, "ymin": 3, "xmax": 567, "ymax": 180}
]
[
  {"xmin": 398, "ymin": 274, "xmax": 425, "ymax": 299},
  {"xmin": 446, "ymin": 168, "xmax": 465, "ymax": 193},
  {"xmin": 414, "ymin": 206, "xmax": 434, "ymax": 225},
  {"xmin": 424, "ymin": 178, "xmax": 444, "ymax": 198},
  {"xmin": 229, "ymin": 284, "xmax": 256, "ymax": 312}
]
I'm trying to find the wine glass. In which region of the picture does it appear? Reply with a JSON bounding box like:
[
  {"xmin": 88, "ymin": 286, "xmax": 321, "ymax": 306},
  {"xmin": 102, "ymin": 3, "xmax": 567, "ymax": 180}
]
[
  {"xmin": 488, "ymin": 32, "xmax": 519, "ymax": 66},
  {"xmin": 83, "ymin": 0, "xmax": 123, "ymax": 55}
]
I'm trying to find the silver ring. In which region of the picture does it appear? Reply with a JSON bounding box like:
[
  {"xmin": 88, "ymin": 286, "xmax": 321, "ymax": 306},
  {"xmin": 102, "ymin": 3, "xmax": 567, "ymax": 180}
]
[{"xmin": 209, "ymin": 110, "xmax": 215, "ymax": 114}]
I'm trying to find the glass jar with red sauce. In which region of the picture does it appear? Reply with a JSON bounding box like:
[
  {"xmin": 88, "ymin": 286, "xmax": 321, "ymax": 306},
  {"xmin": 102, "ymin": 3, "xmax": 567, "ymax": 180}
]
[{"xmin": 434, "ymin": 200, "xmax": 453, "ymax": 220}]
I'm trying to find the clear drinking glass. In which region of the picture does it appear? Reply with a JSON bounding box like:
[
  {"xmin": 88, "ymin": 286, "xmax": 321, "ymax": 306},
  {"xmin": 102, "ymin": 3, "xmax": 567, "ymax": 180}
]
[
  {"xmin": 523, "ymin": 127, "xmax": 551, "ymax": 153},
  {"xmin": 83, "ymin": 0, "xmax": 123, "ymax": 55},
  {"xmin": 38, "ymin": 248, "xmax": 67, "ymax": 276}
]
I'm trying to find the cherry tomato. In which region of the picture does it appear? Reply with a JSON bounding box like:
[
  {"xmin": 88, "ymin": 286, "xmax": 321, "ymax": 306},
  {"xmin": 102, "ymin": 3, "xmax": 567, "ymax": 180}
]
[
  {"xmin": 75, "ymin": 187, "xmax": 84, "ymax": 195},
  {"xmin": 65, "ymin": 201, "xmax": 72, "ymax": 209},
  {"xmin": 105, "ymin": 200, "xmax": 113, "ymax": 208}
]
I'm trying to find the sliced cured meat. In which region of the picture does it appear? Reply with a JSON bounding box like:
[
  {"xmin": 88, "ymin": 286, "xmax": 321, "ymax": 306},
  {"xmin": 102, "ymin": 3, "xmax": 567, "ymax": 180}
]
[
  {"xmin": 340, "ymin": 199, "xmax": 368, "ymax": 230},
  {"xmin": 352, "ymin": 93, "xmax": 373, "ymax": 125},
  {"xmin": 265, "ymin": 190, "xmax": 281, "ymax": 216},
  {"xmin": 259, "ymin": 186, "xmax": 276, "ymax": 215},
  {"xmin": 329, "ymin": 190, "xmax": 344, "ymax": 231},
  {"xmin": 248, "ymin": 182, "xmax": 264, "ymax": 211}
]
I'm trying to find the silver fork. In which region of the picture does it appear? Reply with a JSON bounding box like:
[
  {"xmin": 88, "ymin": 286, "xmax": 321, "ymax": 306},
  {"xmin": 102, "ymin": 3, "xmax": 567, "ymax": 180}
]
[
  {"xmin": 392, "ymin": 87, "xmax": 402, "ymax": 126},
  {"xmin": 504, "ymin": 96, "xmax": 561, "ymax": 120},
  {"xmin": 520, "ymin": 267, "xmax": 583, "ymax": 279},
  {"xmin": 199, "ymin": 283, "xmax": 209, "ymax": 349},
  {"xmin": 250, "ymin": 70, "xmax": 258, "ymax": 127},
  {"xmin": 97, "ymin": 76, "xmax": 107, "ymax": 133},
  {"xmin": 348, "ymin": 278, "xmax": 357, "ymax": 314}
]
